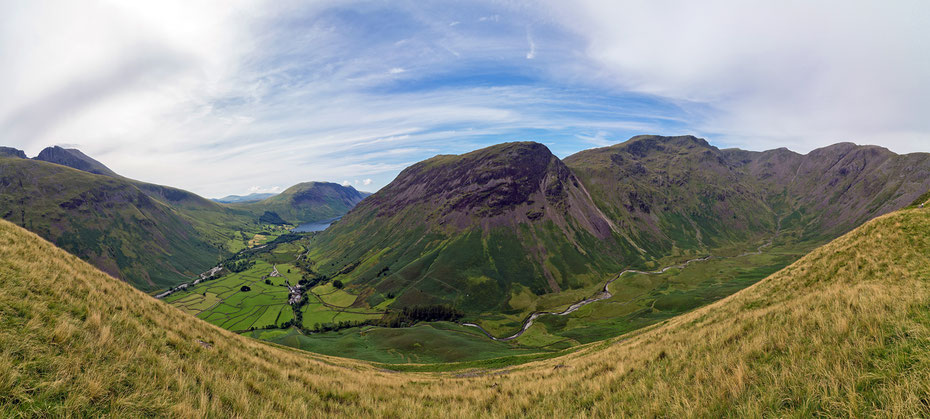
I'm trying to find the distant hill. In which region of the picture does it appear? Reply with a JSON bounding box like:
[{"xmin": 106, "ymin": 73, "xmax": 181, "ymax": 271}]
[
  {"xmin": 33, "ymin": 145, "xmax": 119, "ymax": 177},
  {"xmin": 212, "ymin": 193, "xmax": 278, "ymax": 203},
  {"xmin": 3, "ymin": 197, "xmax": 930, "ymax": 416},
  {"xmin": 229, "ymin": 182, "xmax": 369, "ymax": 224}
]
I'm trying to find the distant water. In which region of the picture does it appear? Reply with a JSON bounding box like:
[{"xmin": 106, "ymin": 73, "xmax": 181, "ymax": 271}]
[{"xmin": 292, "ymin": 216, "xmax": 341, "ymax": 233}]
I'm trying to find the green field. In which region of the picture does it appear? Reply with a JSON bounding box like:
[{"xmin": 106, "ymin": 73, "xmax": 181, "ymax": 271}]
[
  {"xmin": 270, "ymin": 322, "xmax": 548, "ymax": 364},
  {"xmin": 309, "ymin": 283, "xmax": 359, "ymax": 307},
  {"xmin": 166, "ymin": 260, "xmax": 293, "ymax": 331}
]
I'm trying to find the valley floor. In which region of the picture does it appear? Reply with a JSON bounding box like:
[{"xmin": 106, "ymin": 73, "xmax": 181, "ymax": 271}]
[{"xmin": 164, "ymin": 220, "xmax": 817, "ymax": 365}]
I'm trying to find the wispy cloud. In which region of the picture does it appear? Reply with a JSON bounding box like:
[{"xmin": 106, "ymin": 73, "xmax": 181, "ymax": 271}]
[
  {"xmin": 525, "ymin": 31, "xmax": 536, "ymax": 60},
  {"xmin": 575, "ymin": 131, "xmax": 612, "ymax": 147}
]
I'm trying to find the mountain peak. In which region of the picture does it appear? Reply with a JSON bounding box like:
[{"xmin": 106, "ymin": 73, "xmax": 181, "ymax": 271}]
[
  {"xmin": 371, "ymin": 141, "xmax": 566, "ymax": 220},
  {"xmin": 33, "ymin": 146, "xmax": 118, "ymax": 177}
]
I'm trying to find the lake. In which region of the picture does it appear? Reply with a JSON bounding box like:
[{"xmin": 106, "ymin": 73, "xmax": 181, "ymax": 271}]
[{"xmin": 292, "ymin": 216, "xmax": 341, "ymax": 233}]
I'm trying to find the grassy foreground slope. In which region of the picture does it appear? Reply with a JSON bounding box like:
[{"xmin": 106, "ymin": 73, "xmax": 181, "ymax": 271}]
[{"xmin": 3, "ymin": 207, "xmax": 930, "ymax": 416}]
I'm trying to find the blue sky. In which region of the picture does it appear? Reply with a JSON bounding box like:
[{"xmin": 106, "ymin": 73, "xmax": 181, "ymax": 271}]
[{"xmin": 1, "ymin": 1, "xmax": 928, "ymax": 197}]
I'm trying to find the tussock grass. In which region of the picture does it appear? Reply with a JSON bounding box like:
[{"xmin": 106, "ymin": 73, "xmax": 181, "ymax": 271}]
[{"xmin": 2, "ymin": 208, "xmax": 930, "ymax": 416}]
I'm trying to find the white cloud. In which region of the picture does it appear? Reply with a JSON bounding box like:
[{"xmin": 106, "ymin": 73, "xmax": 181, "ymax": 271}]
[
  {"xmin": 388, "ymin": 67, "xmax": 406, "ymax": 74},
  {"xmin": 341, "ymin": 180, "xmax": 352, "ymax": 187},
  {"xmin": 541, "ymin": 0, "xmax": 930, "ymax": 153},
  {"xmin": 363, "ymin": 178, "xmax": 372, "ymax": 185},
  {"xmin": 248, "ymin": 185, "xmax": 281, "ymax": 193}
]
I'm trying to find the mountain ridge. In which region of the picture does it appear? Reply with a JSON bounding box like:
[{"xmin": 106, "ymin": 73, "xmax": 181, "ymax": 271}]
[
  {"xmin": 307, "ymin": 135, "xmax": 930, "ymax": 324},
  {"xmin": 212, "ymin": 192, "xmax": 278, "ymax": 203}
]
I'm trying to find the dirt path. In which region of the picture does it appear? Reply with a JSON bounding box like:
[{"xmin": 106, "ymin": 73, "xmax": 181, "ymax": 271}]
[{"xmin": 464, "ymin": 218, "xmax": 784, "ymax": 342}]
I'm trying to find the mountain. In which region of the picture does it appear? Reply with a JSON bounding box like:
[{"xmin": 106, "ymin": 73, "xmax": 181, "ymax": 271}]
[
  {"xmin": 307, "ymin": 142, "xmax": 640, "ymax": 314},
  {"xmin": 722, "ymin": 141, "xmax": 930, "ymax": 239},
  {"xmin": 3, "ymin": 200, "xmax": 929, "ymax": 416},
  {"xmin": 229, "ymin": 182, "xmax": 369, "ymax": 224},
  {"xmin": 0, "ymin": 156, "xmax": 236, "ymax": 291},
  {"xmin": 0, "ymin": 146, "xmax": 26, "ymax": 159},
  {"xmin": 212, "ymin": 192, "xmax": 278, "ymax": 203},
  {"xmin": 33, "ymin": 145, "xmax": 119, "ymax": 177},
  {"xmin": 308, "ymin": 137, "xmax": 930, "ymax": 319}
]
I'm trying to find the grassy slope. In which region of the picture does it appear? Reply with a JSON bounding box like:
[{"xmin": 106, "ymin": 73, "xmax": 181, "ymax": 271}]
[{"xmin": 3, "ymin": 206, "xmax": 930, "ymax": 416}]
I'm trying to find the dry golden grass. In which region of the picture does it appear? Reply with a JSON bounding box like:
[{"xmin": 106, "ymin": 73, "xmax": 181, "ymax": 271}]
[{"xmin": 2, "ymin": 208, "xmax": 930, "ymax": 417}]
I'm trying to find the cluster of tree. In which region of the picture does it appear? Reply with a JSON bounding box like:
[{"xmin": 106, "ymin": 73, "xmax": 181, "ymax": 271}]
[
  {"xmin": 251, "ymin": 323, "xmax": 280, "ymax": 331},
  {"xmin": 224, "ymin": 259, "xmax": 255, "ymax": 273},
  {"xmin": 373, "ymin": 304, "xmax": 463, "ymax": 328},
  {"xmin": 298, "ymin": 275, "xmax": 325, "ymax": 288},
  {"xmin": 338, "ymin": 261, "xmax": 360, "ymax": 275},
  {"xmin": 333, "ymin": 279, "xmax": 344, "ymax": 289},
  {"xmin": 310, "ymin": 320, "xmax": 367, "ymax": 333}
]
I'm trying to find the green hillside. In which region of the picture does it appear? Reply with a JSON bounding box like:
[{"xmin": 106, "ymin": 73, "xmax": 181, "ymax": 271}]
[
  {"xmin": 3, "ymin": 202, "xmax": 930, "ymax": 416},
  {"xmin": 0, "ymin": 156, "xmax": 262, "ymax": 291}
]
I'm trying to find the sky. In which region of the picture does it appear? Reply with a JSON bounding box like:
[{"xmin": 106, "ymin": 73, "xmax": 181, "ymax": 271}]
[{"xmin": 1, "ymin": 0, "xmax": 928, "ymax": 197}]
